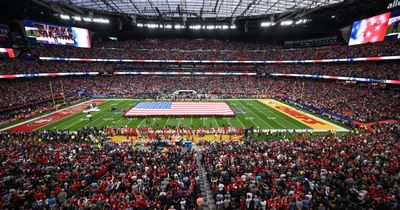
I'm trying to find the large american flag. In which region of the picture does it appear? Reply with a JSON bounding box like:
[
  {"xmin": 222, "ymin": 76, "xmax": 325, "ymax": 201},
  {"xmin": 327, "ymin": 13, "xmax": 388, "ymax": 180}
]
[
  {"xmin": 124, "ymin": 102, "xmax": 235, "ymax": 117},
  {"xmin": 349, "ymin": 12, "xmax": 390, "ymax": 46}
]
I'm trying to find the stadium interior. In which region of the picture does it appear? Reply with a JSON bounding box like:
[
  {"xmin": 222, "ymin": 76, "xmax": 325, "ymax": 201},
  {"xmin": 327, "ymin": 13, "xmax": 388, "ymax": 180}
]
[{"xmin": 0, "ymin": 0, "xmax": 399, "ymax": 209}]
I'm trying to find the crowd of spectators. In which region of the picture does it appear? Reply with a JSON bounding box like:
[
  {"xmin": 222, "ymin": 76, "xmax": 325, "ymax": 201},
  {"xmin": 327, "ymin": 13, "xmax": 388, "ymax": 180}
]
[
  {"xmin": 1, "ymin": 59, "xmax": 399, "ymax": 80},
  {"xmin": 97, "ymin": 39, "xmax": 273, "ymax": 51},
  {"xmin": 33, "ymin": 39, "xmax": 400, "ymax": 60},
  {"xmin": 0, "ymin": 130, "xmax": 200, "ymax": 209},
  {"xmin": 0, "ymin": 76, "xmax": 398, "ymax": 123},
  {"xmin": 0, "ymin": 76, "xmax": 273, "ymax": 110},
  {"xmin": 0, "ymin": 60, "xmax": 257, "ymax": 74},
  {"xmin": 0, "ymin": 60, "xmax": 113, "ymax": 74},
  {"xmin": 0, "ymin": 76, "xmax": 272, "ymax": 124},
  {"xmin": 0, "ymin": 39, "xmax": 399, "ymax": 80},
  {"xmin": 201, "ymin": 123, "xmax": 400, "ymax": 209},
  {"xmin": 259, "ymin": 61, "xmax": 400, "ymax": 80},
  {"xmin": 1, "ymin": 122, "xmax": 398, "ymax": 209},
  {"xmin": 0, "ymin": 39, "xmax": 399, "ymax": 210},
  {"xmin": 281, "ymin": 81, "xmax": 400, "ymax": 122}
]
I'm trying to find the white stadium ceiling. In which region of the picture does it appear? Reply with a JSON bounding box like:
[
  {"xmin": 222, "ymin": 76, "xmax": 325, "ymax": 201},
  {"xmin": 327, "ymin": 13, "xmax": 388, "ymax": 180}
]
[{"xmin": 48, "ymin": 0, "xmax": 344, "ymax": 18}]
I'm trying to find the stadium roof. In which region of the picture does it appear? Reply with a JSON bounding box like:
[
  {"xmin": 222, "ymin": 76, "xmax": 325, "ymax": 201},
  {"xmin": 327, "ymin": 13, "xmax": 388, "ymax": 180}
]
[{"xmin": 48, "ymin": 0, "xmax": 344, "ymax": 19}]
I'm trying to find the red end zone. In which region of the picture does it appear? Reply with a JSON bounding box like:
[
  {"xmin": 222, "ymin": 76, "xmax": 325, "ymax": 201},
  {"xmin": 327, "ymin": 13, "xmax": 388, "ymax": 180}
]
[{"xmin": 6, "ymin": 100, "xmax": 106, "ymax": 132}]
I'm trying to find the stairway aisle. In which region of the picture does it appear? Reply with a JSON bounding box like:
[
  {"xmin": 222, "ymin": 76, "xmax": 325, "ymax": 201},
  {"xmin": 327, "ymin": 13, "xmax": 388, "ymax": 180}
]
[{"xmin": 195, "ymin": 146, "xmax": 216, "ymax": 210}]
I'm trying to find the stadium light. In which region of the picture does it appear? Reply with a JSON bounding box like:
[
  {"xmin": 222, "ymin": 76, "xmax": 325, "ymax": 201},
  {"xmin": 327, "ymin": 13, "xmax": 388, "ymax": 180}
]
[
  {"xmin": 261, "ymin": 22, "xmax": 275, "ymax": 27},
  {"xmin": 280, "ymin": 20, "xmax": 293, "ymax": 26},
  {"xmin": 189, "ymin": 25, "xmax": 201, "ymax": 30},
  {"xmin": 93, "ymin": 18, "xmax": 110, "ymax": 24},
  {"xmin": 146, "ymin": 24, "xmax": 158, "ymax": 28},
  {"xmin": 331, "ymin": 15, "xmax": 336, "ymax": 19},
  {"xmin": 230, "ymin": 25, "xmax": 236, "ymax": 29},
  {"xmin": 59, "ymin": 14, "xmax": 109, "ymax": 24},
  {"xmin": 206, "ymin": 25, "xmax": 215, "ymax": 30},
  {"xmin": 72, "ymin": 16, "xmax": 82, "ymax": 21},
  {"xmin": 60, "ymin": 14, "xmax": 70, "ymax": 20},
  {"xmin": 165, "ymin": 24, "xmax": 172, "ymax": 29},
  {"xmin": 137, "ymin": 23, "xmax": 144, "ymax": 27},
  {"xmin": 174, "ymin": 24, "xmax": 184, "ymax": 29},
  {"xmin": 295, "ymin": 19, "xmax": 310, "ymax": 25},
  {"xmin": 222, "ymin": 25, "xmax": 229, "ymax": 30},
  {"xmin": 83, "ymin": 17, "xmax": 92, "ymax": 22}
]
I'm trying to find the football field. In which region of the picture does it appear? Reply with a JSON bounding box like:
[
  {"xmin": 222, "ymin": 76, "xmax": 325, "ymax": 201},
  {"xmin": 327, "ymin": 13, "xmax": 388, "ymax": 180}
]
[{"xmin": 3, "ymin": 99, "xmax": 349, "ymax": 132}]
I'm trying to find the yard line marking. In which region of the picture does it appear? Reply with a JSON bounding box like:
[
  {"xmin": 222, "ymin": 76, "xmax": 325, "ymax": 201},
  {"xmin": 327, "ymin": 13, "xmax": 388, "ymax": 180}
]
[
  {"xmin": 163, "ymin": 116, "xmax": 170, "ymax": 128},
  {"xmin": 213, "ymin": 117, "xmax": 219, "ymax": 127},
  {"xmin": 54, "ymin": 100, "xmax": 132, "ymax": 130},
  {"xmin": 51, "ymin": 101, "xmax": 114, "ymax": 130},
  {"xmin": 114, "ymin": 102, "xmax": 141, "ymax": 128},
  {"xmin": 136, "ymin": 118, "xmax": 147, "ymax": 127},
  {"xmin": 150, "ymin": 117, "xmax": 162, "ymax": 127},
  {"xmin": 237, "ymin": 100, "xmax": 273, "ymax": 129},
  {"xmin": 96, "ymin": 101, "xmax": 132, "ymax": 127},
  {"xmin": 65, "ymin": 101, "xmax": 125, "ymax": 129},
  {"xmin": 120, "ymin": 102, "xmax": 143, "ymax": 128},
  {"xmin": 252, "ymin": 101, "xmax": 303, "ymax": 129},
  {"xmin": 234, "ymin": 116, "xmax": 246, "ymax": 128},
  {"xmin": 50, "ymin": 113, "xmax": 86, "ymax": 130},
  {"xmin": 63, "ymin": 104, "xmax": 115, "ymax": 129},
  {"xmin": 113, "ymin": 117, "xmax": 125, "ymax": 127},
  {"xmin": 226, "ymin": 102, "xmax": 248, "ymax": 128}
]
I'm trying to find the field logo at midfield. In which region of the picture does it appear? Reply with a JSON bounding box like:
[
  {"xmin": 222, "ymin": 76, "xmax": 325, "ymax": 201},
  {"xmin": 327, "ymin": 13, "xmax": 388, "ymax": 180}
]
[
  {"xmin": 234, "ymin": 109, "xmax": 246, "ymax": 114},
  {"xmin": 259, "ymin": 99, "xmax": 339, "ymax": 130}
]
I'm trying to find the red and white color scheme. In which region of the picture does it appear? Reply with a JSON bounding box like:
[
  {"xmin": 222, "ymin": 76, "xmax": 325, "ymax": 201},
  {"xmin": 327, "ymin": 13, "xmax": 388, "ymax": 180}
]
[
  {"xmin": 349, "ymin": 12, "xmax": 391, "ymax": 45},
  {"xmin": 0, "ymin": 48, "xmax": 15, "ymax": 58},
  {"xmin": 114, "ymin": 71, "xmax": 256, "ymax": 76},
  {"xmin": 5, "ymin": 100, "xmax": 106, "ymax": 132},
  {"xmin": 124, "ymin": 102, "xmax": 235, "ymax": 117},
  {"xmin": 0, "ymin": 72, "xmax": 99, "ymax": 79},
  {"xmin": 40, "ymin": 55, "xmax": 400, "ymax": 64}
]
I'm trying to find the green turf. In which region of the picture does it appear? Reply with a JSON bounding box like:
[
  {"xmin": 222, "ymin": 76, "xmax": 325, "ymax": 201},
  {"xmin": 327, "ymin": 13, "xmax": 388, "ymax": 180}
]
[{"xmin": 36, "ymin": 99, "xmax": 318, "ymax": 131}]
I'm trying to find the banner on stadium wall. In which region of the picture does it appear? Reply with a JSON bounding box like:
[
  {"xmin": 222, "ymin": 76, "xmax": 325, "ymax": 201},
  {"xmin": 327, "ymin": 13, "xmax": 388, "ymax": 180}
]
[
  {"xmin": 0, "ymin": 71, "xmax": 398, "ymax": 86},
  {"xmin": 0, "ymin": 71, "xmax": 254, "ymax": 79},
  {"xmin": 270, "ymin": 73, "xmax": 400, "ymax": 85},
  {"xmin": 113, "ymin": 71, "xmax": 257, "ymax": 76},
  {"xmin": 0, "ymin": 72, "xmax": 99, "ymax": 79},
  {"xmin": 39, "ymin": 55, "xmax": 400, "ymax": 64}
]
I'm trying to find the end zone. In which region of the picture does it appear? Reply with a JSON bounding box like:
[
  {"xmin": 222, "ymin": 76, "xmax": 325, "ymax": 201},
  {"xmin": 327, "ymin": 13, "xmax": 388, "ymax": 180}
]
[
  {"xmin": 259, "ymin": 99, "xmax": 348, "ymax": 132},
  {"xmin": 1, "ymin": 100, "xmax": 106, "ymax": 132}
]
